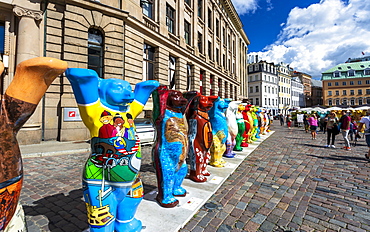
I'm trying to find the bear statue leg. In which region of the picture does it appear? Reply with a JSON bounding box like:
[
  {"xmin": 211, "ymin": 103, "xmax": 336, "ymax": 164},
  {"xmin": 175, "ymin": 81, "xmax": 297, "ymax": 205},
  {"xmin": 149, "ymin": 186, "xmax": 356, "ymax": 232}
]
[
  {"xmin": 201, "ymin": 152, "xmax": 211, "ymax": 176},
  {"xmin": 210, "ymin": 137, "xmax": 225, "ymax": 167},
  {"xmin": 115, "ymin": 179, "xmax": 144, "ymax": 232},
  {"xmin": 189, "ymin": 146, "xmax": 207, "ymax": 182},
  {"xmin": 223, "ymin": 137, "xmax": 235, "ymax": 158},
  {"xmin": 173, "ymin": 163, "xmax": 188, "ymax": 196},
  {"xmin": 156, "ymin": 160, "xmax": 179, "ymax": 207},
  {"xmin": 83, "ymin": 182, "xmax": 121, "ymax": 232},
  {"xmin": 115, "ymin": 197, "xmax": 143, "ymax": 232}
]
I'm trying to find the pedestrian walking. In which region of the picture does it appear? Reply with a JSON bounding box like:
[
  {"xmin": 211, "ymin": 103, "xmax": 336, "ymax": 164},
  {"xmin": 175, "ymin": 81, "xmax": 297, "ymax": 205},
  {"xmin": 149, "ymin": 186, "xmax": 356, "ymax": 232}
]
[
  {"xmin": 303, "ymin": 113, "xmax": 309, "ymax": 133},
  {"xmin": 286, "ymin": 115, "xmax": 292, "ymax": 129},
  {"xmin": 279, "ymin": 114, "xmax": 285, "ymax": 126},
  {"xmin": 307, "ymin": 114, "xmax": 318, "ymax": 140},
  {"xmin": 339, "ymin": 110, "xmax": 351, "ymax": 150},
  {"xmin": 349, "ymin": 116, "xmax": 358, "ymax": 143},
  {"xmin": 357, "ymin": 110, "xmax": 370, "ymax": 160},
  {"xmin": 325, "ymin": 112, "xmax": 339, "ymax": 148}
]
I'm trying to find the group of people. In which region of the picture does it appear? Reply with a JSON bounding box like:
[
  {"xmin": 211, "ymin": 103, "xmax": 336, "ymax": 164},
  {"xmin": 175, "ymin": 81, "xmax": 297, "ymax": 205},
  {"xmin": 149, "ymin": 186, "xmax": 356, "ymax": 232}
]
[{"xmin": 279, "ymin": 110, "xmax": 370, "ymax": 160}]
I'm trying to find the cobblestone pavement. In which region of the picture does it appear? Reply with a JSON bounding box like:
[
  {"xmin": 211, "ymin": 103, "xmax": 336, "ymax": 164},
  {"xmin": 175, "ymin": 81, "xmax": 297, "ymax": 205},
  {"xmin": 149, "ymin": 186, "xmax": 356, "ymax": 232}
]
[{"xmin": 20, "ymin": 124, "xmax": 370, "ymax": 231}]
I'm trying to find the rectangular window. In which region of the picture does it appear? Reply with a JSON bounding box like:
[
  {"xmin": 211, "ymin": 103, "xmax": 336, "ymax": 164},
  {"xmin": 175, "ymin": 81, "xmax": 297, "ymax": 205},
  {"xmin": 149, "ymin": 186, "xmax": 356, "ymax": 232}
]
[
  {"xmin": 350, "ymin": 81, "xmax": 354, "ymax": 85},
  {"xmin": 216, "ymin": 48, "xmax": 219, "ymax": 64},
  {"xmin": 141, "ymin": 0, "xmax": 153, "ymax": 19},
  {"xmin": 335, "ymin": 90, "xmax": 339, "ymax": 95},
  {"xmin": 184, "ymin": 20, "xmax": 191, "ymax": 45},
  {"xmin": 0, "ymin": 22, "xmax": 5, "ymax": 54},
  {"xmin": 328, "ymin": 82, "xmax": 332, "ymax": 86},
  {"xmin": 166, "ymin": 4, "xmax": 175, "ymax": 34},
  {"xmin": 185, "ymin": 0, "xmax": 191, "ymax": 7},
  {"xmin": 366, "ymin": 80, "xmax": 370, "ymax": 84},
  {"xmin": 358, "ymin": 81, "xmax": 362, "ymax": 85},
  {"xmin": 328, "ymin": 91, "xmax": 332, "ymax": 96},
  {"xmin": 348, "ymin": 70, "xmax": 355, "ymax": 76},
  {"xmin": 199, "ymin": 70, "xmax": 204, "ymax": 94},
  {"xmin": 198, "ymin": 32, "xmax": 203, "ymax": 54},
  {"xmin": 358, "ymin": 89, "xmax": 363, "ymax": 95},
  {"xmin": 198, "ymin": 0, "xmax": 203, "ymax": 18},
  {"xmin": 350, "ymin": 90, "xmax": 354, "ymax": 95},
  {"xmin": 255, "ymin": 86, "xmax": 259, "ymax": 92},
  {"xmin": 208, "ymin": 8, "xmax": 212, "ymax": 28},
  {"xmin": 350, "ymin": 99, "xmax": 355, "ymax": 105},
  {"xmin": 208, "ymin": 41, "xmax": 212, "ymax": 60},
  {"xmin": 169, "ymin": 56, "xmax": 176, "ymax": 89},
  {"xmin": 186, "ymin": 64, "xmax": 192, "ymax": 91},
  {"xmin": 342, "ymin": 81, "xmax": 346, "ymax": 86},
  {"xmin": 249, "ymin": 86, "xmax": 253, "ymax": 93},
  {"xmin": 359, "ymin": 98, "xmax": 363, "ymax": 105},
  {"xmin": 335, "ymin": 82, "xmax": 339, "ymax": 86},
  {"xmin": 143, "ymin": 44, "xmax": 155, "ymax": 81},
  {"xmin": 256, "ymin": 98, "xmax": 259, "ymax": 105},
  {"xmin": 215, "ymin": 19, "xmax": 219, "ymax": 38},
  {"xmin": 367, "ymin": 89, "xmax": 370, "ymax": 95},
  {"xmin": 365, "ymin": 69, "xmax": 370, "ymax": 75}
]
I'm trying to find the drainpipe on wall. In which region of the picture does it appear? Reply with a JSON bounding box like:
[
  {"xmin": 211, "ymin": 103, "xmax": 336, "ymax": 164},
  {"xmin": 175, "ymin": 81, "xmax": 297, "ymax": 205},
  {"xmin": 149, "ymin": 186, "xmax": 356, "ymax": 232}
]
[{"xmin": 41, "ymin": 0, "xmax": 48, "ymax": 141}]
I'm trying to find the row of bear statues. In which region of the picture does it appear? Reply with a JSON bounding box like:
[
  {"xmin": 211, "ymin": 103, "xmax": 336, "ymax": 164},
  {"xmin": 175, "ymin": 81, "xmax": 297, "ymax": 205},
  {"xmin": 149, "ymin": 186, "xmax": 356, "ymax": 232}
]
[{"xmin": 0, "ymin": 58, "xmax": 271, "ymax": 232}]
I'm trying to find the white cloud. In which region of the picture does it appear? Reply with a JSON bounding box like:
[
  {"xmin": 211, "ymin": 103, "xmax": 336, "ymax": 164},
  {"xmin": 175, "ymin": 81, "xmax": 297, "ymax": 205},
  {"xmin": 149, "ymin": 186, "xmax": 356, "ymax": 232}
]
[
  {"xmin": 251, "ymin": 0, "xmax": 370, "ymax": 79},
  {"xmin": 231, "ymin": 0, "xmax": 259, "ymax": 15}
]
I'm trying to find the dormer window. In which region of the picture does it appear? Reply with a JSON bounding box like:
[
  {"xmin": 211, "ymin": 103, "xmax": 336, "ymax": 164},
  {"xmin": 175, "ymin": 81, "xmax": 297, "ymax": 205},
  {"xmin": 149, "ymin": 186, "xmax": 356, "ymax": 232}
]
[
  {"xmin": 333, "ymin": 70, "xmax": 341, "ymax": 77},
  {"xmin": 348, "ymin": 69, "xmax": 355, "ymax": 77},
  {"xmin": 364, "ymin": 68, "xmax": 370, "ymax": 75}
]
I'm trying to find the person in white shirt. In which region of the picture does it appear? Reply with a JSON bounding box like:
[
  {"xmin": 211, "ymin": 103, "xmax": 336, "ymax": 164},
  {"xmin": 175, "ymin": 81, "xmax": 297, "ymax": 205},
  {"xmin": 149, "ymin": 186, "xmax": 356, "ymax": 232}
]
[{"xmin": 357, "ymin": 109, "xmax": 370, "ymax": 160}]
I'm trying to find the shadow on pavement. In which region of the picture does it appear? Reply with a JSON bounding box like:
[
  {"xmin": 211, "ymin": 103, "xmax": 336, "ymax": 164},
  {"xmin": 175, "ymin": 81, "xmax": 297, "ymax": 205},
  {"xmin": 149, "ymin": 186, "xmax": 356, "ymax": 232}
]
[
  {"xmin": 23, "ymin": 189, "xmax": 88, "ymax": 232},
  {"xmin": 307, "ymin": 153, "xmax": 369, "ymax": 163}
]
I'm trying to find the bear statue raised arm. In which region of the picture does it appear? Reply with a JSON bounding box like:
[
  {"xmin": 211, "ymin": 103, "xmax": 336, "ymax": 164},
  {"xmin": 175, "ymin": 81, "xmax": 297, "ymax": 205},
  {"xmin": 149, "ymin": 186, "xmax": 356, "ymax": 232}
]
[
  {"xmin": 65, "ymin": 68, "xmax": 159, "ymax": 232},
  {"xmin": 0, "ymin": 57, "xmax": 67, "ymax": 231}
]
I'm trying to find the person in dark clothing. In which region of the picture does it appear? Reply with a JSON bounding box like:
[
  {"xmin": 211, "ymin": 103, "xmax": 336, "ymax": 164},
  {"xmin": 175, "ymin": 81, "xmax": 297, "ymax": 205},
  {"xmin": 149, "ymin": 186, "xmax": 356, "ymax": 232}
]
[
  {"xmin": 339, "ymin": 110, "xmax": 351, "ymax": 150},
  {"xmin": 279, "ymin": 114, "xmax": 285, "ymax": 126}
]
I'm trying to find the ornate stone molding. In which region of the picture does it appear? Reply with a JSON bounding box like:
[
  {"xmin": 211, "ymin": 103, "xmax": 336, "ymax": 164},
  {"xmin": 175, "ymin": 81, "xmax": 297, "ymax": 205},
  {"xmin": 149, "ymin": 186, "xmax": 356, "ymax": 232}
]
[{"xmin": 13, "ymin": 6, "xmax": 42, "ymax": 21}]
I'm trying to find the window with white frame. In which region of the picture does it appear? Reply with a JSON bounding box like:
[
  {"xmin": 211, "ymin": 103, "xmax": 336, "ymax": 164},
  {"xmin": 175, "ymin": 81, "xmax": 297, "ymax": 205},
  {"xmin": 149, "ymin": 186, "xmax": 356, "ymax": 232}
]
[
  {"xmin": 169, "ymin": 56, "xmax": 176, "ymax": 89},
  {"xmin": 143, "ymin": 43, "xmax": 155, "ymax": 81},
  {"xmin": 142, "ymin": 0, "xmax": 154, "ymax": 19},
  {"xmin": 166, "ymin": 4, "xmax": 175, "ymax": 34},
  {"xmin": 348, "ymin": 69, "xmax": 355, "ymax": 77},
  {"xmin": 88, "ymin": 28, "xmax": 104, "ymax": 77}
]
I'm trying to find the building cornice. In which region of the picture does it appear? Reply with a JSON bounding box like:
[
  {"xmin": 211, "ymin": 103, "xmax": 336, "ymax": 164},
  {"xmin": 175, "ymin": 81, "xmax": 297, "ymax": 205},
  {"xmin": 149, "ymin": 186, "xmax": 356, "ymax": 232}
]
[
  {"xmin": 221, "ymin": 0, "xmax": 250, "ymax": 45},
  {"xmin": 65, "ymin": 0, "xmax": 129, "ymax": 18}
]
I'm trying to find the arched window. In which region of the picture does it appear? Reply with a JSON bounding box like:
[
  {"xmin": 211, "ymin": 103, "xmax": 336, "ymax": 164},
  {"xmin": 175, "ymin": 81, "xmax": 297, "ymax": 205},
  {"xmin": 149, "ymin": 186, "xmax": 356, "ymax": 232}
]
[
  {"xmin": 88, "ymin": 28, "xmax": 104, "ymax": 77},
  {"xmin": 328, "ymin": 99, "xmax": 332, "ymax": 106}
]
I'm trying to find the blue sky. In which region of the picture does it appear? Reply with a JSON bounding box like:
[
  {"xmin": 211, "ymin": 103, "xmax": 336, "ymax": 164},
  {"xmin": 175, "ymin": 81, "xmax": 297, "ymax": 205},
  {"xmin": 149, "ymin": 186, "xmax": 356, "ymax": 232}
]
[{"xmin": 231, "ymin": 0, "xmax": 370, "ymax": 79}]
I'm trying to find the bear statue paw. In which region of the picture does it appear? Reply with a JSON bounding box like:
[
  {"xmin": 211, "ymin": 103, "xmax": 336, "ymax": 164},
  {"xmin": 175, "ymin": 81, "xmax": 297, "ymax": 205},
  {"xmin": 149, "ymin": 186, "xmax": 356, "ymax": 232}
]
[
  {"xmin": 223, "ymin": 153, "xmax": 235, "ymax": 158},
  {"xmin": 156, "ymin": 195, "xmax": 179, "ymax": 208},
  {"xmin": 173, "ymin": 187, "xmax": 187, "ymax": 197},
  {"xmin": 115, "ymin": 218, "xmax": 142, "ymax": 232},
  {"xmin": 189, "ymin": 174, "xmax": 207, "ymax": 182}
]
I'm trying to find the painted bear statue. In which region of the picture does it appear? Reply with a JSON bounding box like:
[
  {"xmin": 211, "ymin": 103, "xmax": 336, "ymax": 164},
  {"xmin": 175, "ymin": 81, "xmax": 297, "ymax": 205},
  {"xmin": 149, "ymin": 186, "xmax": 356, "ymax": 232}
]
[
  {"xmin": 234, "ymin": 104, "xmax": 245, "ymax": 151},
  {"xmin": 0, "ymin": 58, "xmax": 67, "ymax": 231},
  {"xmin": 65, "ymin": 68, "xmax": 159, "ymax": 232},
  {"xmin": 152, "ymin": 86, "xmax": 198, "ymax": 207},
  {"xmin": 208, "ymin": 98, "xmax": 232, "ymax": 167},
  {"xmin": 185, "ymin": 93, "xmax": 218, "ymax": 182},
  {"xmin": 224, "ymin": 101, "xmax": 241, "ymax": 157}
]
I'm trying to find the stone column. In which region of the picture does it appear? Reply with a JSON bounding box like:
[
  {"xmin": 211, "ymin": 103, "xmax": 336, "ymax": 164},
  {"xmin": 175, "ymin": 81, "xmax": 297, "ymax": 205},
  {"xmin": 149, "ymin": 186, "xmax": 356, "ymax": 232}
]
[
  {"xmin": 13, "ymin": 6, "xmax": 42, "ymax": 64},
  {"xmin": 13, "ymin": 6, "xmax": 43, "ymax": 144}
]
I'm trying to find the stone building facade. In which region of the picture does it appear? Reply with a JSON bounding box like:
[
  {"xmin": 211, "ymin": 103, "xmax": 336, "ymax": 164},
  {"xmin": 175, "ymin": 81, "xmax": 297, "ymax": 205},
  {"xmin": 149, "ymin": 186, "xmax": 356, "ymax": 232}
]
[
  {"xmin": 322, "ymin": 60, "xmax": 370, "ymax": 107},
  {"xmin": 276, "ymin": 62, "xmax": 292, "ymax": 114},
  {"xmin": 247, "ymin": 60, "xmax": 279, "ymax": 115},
  {"xmin": 0, "ymin": 0, "xmax": 250, "ymax": 144}
]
